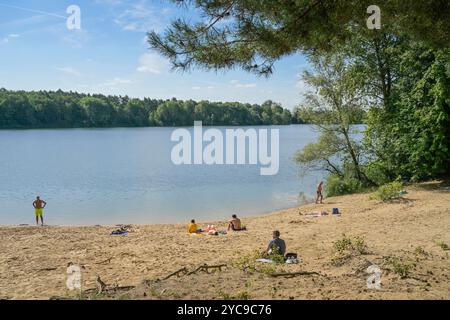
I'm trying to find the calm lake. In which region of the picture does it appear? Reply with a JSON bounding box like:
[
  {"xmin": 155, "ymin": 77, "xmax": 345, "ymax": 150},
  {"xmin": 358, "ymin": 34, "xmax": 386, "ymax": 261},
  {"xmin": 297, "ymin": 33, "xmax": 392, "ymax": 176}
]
[{"xmin": 0, "ymin": 125, "xmax": 327, "ymax": 225}]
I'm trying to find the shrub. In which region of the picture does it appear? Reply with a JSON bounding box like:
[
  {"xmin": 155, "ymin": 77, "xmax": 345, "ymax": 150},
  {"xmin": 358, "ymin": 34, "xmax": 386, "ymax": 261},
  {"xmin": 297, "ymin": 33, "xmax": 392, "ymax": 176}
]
[
  {"xmin": 436, "ymin": 241, "xmax": 449, "ymax": 251},
  {"xmin": 414, "ymin": 246, "xmax": 428, "ymax": 256},
  {"xmin": 353, "ymin": 236, "xmax": 369, "ymax": 255},
  {"xmin": 331, "ymin": 234, "xmax": 369, "ymax": 266},
  {"xmin": 372, "ymin": 180, "xmax": 404, "ymax": 201},
  {"xmin": 325, "ymin": 174, "xmax": 364, "ymax": 197},
  {"xmin": 232, "ymin": 250, "xmax": 277, "ymax": 274},
  {"xmin": 387, "ymin": 257, "xmax": 414, "ymax": 279},
  {"xmin": 217, "ymin": 290, "xmax": 251, "ymax": 300},
  {"xmin": 364, "ymin": 161, "xmax": 392, "ymax": 186}
]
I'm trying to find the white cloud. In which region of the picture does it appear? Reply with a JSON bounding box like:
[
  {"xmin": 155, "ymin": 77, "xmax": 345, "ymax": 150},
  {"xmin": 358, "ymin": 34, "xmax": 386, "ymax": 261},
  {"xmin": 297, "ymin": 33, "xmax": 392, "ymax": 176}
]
[
  {"xmin": 295, "ymin": 79, "xmax": 306, "ymax": 90},
  {"xmin": 137, "ymin": 53, "xmax": 168, "ymax": 74},
  {"xmin": 294, "ymin": 77, "xmax": 312, "ymax": 94},
  {"xmin": 0, "ymin": 4, "xmax": 66, "ymax": 19},
  {"xmin": 192, "ymin": 85, "xmax": 215, "ymax": 90},
  {"xmin": 230, "ymin": 80, "xmax": 256, "ymax": 88},
  {"xmin": 60, "ymin": 29, "xmax": 89, "ymax": 49},
  {"xmin": 114, "ymin": 1, "xmax": 167, "ymax": 32},
  {"xmin": 57, "ymin": 67, "xmax": 81, "ymax": 76},
  {"xmin": 1, "ymin": 33, "xmax": 20, "ymax": 44},
  {"xmin": 98, "ymin": 77, "xmax": 132, "ymax": 87},
  {"xmin": 95, "ymin": 0, "xmax": 124, "ymax": 5}
]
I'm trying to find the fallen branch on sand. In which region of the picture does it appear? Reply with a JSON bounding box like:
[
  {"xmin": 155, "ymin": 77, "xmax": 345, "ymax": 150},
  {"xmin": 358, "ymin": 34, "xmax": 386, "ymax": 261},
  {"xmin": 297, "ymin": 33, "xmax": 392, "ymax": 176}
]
[
  {"xmin": 161, "ymin": 267, "xmax": 189, "ymax": 280},
  {"xmin": 82, "ymin": 285, "xmax": 136, "ymax": 295},
  {"xmin": 187, "ymin": 264, "xmax": 227, "ymax": 275},
  {"xmin": 39, "ymin": 267, "xmax": 57, "ymax": 272},
  {"xmin": 95, "ymin": 257, "xmax": 112, "ymax": 265},
  {"xmin": 268, "ymin": 271, "xmax": 322, "ymax": 278},
  {"xmin": 158, "ymin": 264, "xmax": 228, "ymax": 281}
]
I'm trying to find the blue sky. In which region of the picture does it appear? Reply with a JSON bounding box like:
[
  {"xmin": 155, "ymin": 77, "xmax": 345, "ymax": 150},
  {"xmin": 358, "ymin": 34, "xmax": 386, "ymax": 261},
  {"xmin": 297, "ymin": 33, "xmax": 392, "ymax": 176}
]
[{"xmin": 0, "ymin": 0, "xmax": 310, "ymax": 109}]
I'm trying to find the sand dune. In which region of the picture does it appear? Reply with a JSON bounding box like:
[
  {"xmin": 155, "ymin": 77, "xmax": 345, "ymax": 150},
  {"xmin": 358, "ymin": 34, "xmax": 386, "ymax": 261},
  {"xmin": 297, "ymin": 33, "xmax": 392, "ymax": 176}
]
[{"xmin": 1, "ymin": 181, "xmax": 449, "ymax": 300}]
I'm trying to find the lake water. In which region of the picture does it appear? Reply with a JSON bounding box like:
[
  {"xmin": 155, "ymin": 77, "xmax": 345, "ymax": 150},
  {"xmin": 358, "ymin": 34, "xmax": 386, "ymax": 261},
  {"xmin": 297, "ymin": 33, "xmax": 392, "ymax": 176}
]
[{"xmin": 0, "ymin": 125, "xmax": 326, "ymax": 225}]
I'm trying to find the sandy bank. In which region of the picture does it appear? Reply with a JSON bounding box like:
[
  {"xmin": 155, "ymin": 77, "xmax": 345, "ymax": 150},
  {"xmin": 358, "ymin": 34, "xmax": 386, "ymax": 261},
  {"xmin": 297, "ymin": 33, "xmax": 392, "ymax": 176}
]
[{"xmin": 1, "ymin": 181, "xmax": 449, "ymax": 300}]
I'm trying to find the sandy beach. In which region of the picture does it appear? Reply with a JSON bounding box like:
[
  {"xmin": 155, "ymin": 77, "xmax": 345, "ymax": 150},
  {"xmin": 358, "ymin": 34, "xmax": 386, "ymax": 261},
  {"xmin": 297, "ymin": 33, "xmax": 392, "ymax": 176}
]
[{"xmin": 1, "ymin": 181, "xmax": 449, "ymax": 300}]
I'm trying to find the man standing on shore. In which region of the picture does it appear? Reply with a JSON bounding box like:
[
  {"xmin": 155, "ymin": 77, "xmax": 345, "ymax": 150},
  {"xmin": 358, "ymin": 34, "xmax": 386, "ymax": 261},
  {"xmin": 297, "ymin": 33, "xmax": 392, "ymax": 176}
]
[
  {"xmin": 316, "ymin": 181, "xmax": 324, "ymax": 204},
  {"xmin": 32, "ymin": 196, "xmax": 46, "ymax": 226}
]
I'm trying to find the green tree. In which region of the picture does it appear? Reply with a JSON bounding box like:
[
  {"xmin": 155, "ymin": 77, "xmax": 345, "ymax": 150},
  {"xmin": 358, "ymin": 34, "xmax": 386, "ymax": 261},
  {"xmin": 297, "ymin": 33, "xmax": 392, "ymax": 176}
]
[
  {"xmin": 80, "ymin": 97, "xmax": 116, "ymax": 127},
  {"xmin": 365, "ymin": 45, "xmax": 450, "ymax": 181},
  {"xmin": 294, "ymin": 54, "xmax": 371, "ymax": 184},
  {"xmin": 148, "ymin": 1, "xmax": 449, "ymax": 77}
]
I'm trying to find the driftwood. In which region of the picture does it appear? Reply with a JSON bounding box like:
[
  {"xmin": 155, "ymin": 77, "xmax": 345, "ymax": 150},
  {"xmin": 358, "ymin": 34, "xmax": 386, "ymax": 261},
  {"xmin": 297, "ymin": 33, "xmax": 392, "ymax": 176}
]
[
  {"xmin": 83, "ymin": 285, "xmax": 136, "ymax": 295},
  {"xmin": 158, "ymin": 264, "xmax": 228, "ymax": 281},
  {"xmin": 39, "ymin": 267, "xmax": 57, "ymax": 271},
  {"xmin": 187, "ymin": 264, "xmax": 227, "ymax": 275},
  {"xmin": 268, "ymin": 271, "xmax": 322, "ymax": 278},
  {"xmin": 161, "ymin": 267, "xmax": 189, "ymax": 280},
  {"xmin": 95, "ymin": 257, "xmax": 112, "ymax": 265}
]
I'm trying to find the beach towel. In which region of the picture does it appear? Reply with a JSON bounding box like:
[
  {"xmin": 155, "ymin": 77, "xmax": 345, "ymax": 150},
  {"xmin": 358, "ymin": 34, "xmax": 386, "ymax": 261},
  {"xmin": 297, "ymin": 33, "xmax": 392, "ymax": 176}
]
[
  {"xmin": 256, "ymin": 258, "xmax": 275, "ymax": 264},
  {"xmin": 189, "ymin": 230, "xmax": 226, "ymax": 236},
  {"xmin": 305, "ymin": 211, "xmax": 329, "ymax": 217},
  {"xmin": 206, "ymin": 230, "xmax": 228, "ymax": 236},
  {"xmin": 256, "ymin": 258, "xmax": 300, "ymax": 264},
  {"xmin": 111, "ymin": 230, "xmax": 128, "ymax": 235},
  {"xmin": 189, "ymin": 232, "xmax": 205, "ymax": 236}
]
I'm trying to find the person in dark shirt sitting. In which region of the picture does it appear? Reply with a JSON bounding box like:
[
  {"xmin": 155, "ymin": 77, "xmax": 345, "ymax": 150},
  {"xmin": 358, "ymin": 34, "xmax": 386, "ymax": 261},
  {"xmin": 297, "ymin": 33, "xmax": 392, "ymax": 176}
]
[{"xmin": 265, "ymin": 230, "xmax": 286, "ymax": 259}]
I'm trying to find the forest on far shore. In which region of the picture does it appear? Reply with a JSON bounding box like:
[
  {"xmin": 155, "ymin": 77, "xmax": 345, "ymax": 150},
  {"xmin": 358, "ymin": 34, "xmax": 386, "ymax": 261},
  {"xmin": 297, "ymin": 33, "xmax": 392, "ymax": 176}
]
[{"xmin": 0, "ymin": 89, "xmax": 365, "ymax": 129}]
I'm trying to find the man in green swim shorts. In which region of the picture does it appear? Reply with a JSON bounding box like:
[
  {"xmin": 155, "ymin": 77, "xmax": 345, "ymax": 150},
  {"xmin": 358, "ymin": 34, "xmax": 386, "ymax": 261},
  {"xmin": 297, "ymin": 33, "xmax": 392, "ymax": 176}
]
[{"xmin": 33, "ymin": 196, "xmax": 47, "ymax": 226}]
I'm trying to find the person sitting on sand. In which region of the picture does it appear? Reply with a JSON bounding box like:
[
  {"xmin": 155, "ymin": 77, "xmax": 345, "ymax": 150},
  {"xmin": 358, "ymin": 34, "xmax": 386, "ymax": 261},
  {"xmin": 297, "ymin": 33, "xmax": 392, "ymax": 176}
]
[
  {"xmin": 265, "ymin": 230, "xmax": 286, "ymax": 257},
  {"xmin": 227, "ymin": 214, "xmax": 247, "ymax": 231},
  {"xmin": 32, "ymin": 196, "xmax": 46, "ymax": 226},
  {"xmin": 187, "ymin": 219, "xmax": 202, "ymax": 234},
  {"xmin": 316, "ymin": 181, "xmax": 324, "ymax": 204}
]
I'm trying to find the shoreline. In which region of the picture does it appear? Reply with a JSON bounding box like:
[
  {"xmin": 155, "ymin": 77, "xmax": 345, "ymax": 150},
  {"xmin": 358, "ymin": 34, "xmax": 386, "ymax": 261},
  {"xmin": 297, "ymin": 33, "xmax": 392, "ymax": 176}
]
[
  {"xmin": 1, "ymin": 182, "xmax": 449, "ymax": 300},
  {"xmin": 0, "ymin": 200, "xmax": 314, "ymax": 228}
]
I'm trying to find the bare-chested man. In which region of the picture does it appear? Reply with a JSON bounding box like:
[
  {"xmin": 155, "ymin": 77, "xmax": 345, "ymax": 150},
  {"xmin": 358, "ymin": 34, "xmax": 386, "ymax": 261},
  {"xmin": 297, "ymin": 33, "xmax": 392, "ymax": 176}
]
[
  {"xmin": 32, "ymin": 196, "xmax": 47, "ymax": 226},
  {"xmin": 227, "ymin": 214, "xmax": 246, "ymax": 231},
  {"xmin": 316, "ymin": 181, "xmax": 324, "ymax": 204}
]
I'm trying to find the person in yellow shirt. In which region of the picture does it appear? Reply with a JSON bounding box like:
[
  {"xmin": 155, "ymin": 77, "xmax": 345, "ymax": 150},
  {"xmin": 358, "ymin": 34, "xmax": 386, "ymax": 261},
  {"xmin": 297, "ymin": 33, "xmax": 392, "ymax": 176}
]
[{"xmin": 187, "ymin": 219, "xmax": 202, "ymax": 234}]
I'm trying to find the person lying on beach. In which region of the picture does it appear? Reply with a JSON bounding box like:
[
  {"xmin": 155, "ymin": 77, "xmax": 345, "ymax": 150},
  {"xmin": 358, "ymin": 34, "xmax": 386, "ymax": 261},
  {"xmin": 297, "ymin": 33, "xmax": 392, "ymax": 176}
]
[
  {"xmin": 316, "ymin": 181, "xmax": 324, "ymax": 204},
  {"xmin": 187, "ymin": 219, "xmax": 203, "ymax": 234},
  {"xmin": 301, "ymin": 211, "xmax": 329, "ymax": 217},
  {"xmin": 262, "ymin": 230, "xmax": 286, "ymax": 260},
  {"xmin": 227, "ymin": 214, "xmax": 247, "ymax": 231},
  {"xmin": 32, "ymin": 196, "xmax": 46, "ymax": 226}
]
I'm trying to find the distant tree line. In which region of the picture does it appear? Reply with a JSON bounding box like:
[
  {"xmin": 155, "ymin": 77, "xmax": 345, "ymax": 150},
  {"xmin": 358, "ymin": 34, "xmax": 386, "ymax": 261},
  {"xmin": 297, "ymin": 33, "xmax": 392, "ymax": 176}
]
[{"xmin": 0, "ymin": 89, "xmax": 365, "ymax": 129}]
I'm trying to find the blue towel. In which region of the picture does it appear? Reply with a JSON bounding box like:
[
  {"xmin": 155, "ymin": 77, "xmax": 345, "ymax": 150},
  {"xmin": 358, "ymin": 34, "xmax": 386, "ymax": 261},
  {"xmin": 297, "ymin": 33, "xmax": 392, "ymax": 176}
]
[{"xmin": 111, "ymin": 230, "xmax": 128, "ymax": 235}]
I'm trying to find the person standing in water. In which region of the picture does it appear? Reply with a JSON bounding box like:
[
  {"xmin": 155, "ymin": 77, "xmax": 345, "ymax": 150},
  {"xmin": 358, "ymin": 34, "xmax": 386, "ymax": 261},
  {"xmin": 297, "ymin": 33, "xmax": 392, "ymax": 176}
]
[
  {"xmin": 316, "ymin": 181, "xmax": 324, "ymax": 204},
  {"xmin": 32, "ymin": 196, "xmax": 47, "ymax": 226}
]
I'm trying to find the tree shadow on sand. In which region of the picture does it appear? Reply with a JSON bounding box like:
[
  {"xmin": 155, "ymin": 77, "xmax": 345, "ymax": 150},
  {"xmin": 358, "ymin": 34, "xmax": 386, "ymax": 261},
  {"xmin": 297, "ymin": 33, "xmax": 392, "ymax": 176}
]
[{"xmin": 413, "ymin": 180, "xmax": 450, "ymax": 193}]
